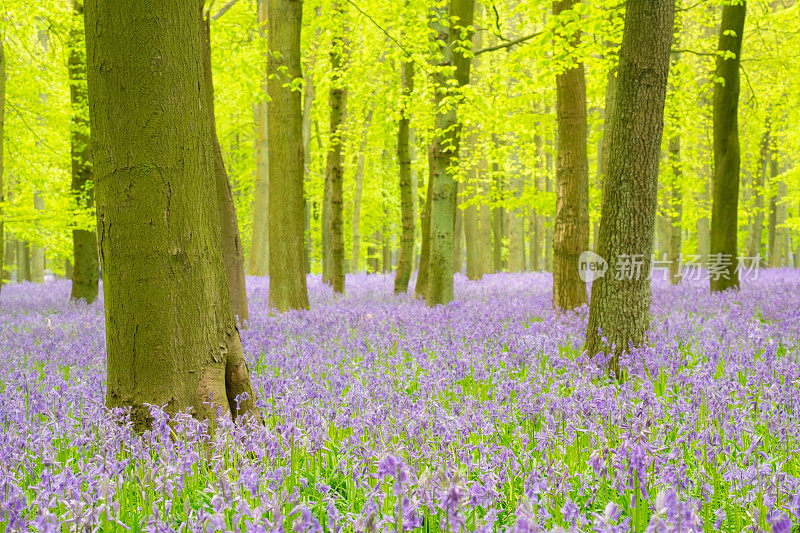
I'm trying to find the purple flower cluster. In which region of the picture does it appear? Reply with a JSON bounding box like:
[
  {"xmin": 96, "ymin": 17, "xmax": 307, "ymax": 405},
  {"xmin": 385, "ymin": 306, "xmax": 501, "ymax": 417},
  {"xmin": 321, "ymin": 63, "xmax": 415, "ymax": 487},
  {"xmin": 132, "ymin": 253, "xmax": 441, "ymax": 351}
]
[{"xmin": 1, "ymin": 271, "xmax": 798, "ymax": 531}]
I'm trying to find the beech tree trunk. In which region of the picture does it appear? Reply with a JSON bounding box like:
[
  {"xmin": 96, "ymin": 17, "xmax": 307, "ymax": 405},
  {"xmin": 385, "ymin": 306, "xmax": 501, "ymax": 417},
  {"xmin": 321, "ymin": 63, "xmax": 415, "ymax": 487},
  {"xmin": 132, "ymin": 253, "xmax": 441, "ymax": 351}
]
[
  {"xmin": 351, "ymin": 100, "xmax": 377, "ymax": 273},
  {"xmin": 552, "ymin": 0, "xmax": 589, "ymax": 310},
  {"xmin": 748, "ymin": 119, "xmax": 768, "ymax": 260},
  {"xmin": 425, "ymin": 0, "xmax": 475, "ymax": 305},
  {"xmin": 584, "ymin": 0, "xmax": 675, "ymax": 372},
  {"xmin": 709, "ymin": 1, "xmax": 745, "ymax": 292},
  {"xmin": 479, "ymin": 159, "xmax": 493, "ymax": 275},
  {"xmin": 668, "ymin": 134, "xmax": 683, "ymax": 284},
  {"xmin": 202, "ymin": 10, "xmax": 248, "ymax": 322},
  {"xmin": 17, "ymin": 242, "xmax": 31, "ymax": 281},
  {"xmin": 463, "ymin": 132, "xmax": 483, "ymax": 280},
  {"xmin": 508, "ymin": 150, "xmax": 525, "ymax": 272},
  {"xmin": 453, "ymin": 180, "xmax": 464, "ymax": 274},
  {"xmin": 491, "ymin": 153, "xmax": 504, "ymax": 273},
  {"xmin": 248, "ymin": 0, "xmax": 269, "ymax": 277},
  {"xmin": 85, "ymin": 0, "xmax": 259, "ymax": 429},
  {"xmin": 68, "ymin": 0, "xmax": 100, "ymax": 303},
  {"xmin": 325, "ymin": 1, "xmax": 346, "ymax": 294},
  {"xmin": 31, "ymin": 27, "xmax": 48, "ymax": 284},
  {"xmin": 268, "ymin": 0, "xmax": 309, "ymax": 311},
  {"xmin": 414, "ymin": 174, "xmax": 433, "ymax": 297},
  {"xmin": 394, "ymin": 59, "xmax": 415, "ymax": 294}
]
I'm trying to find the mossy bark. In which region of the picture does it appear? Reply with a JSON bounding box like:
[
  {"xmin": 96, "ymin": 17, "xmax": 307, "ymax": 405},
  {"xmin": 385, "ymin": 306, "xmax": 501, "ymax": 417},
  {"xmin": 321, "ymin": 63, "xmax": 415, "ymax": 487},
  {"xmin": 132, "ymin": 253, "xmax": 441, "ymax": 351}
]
[
  {"xmin": 85, "ymin": 0, "xmax": 259, "ymax": 428},
  {"xmin": 394, "ymin": 59, "xmax": 415, "ymax": 294},
  {"xmin": 584, "ymin": 0, "xmax": 675, "ymax": 372},
  {"xmin": 552, "ymin": 0, "xmax": 589, "ymax": 311},
  {"xmin": 709, "ymin": 1, "xmax": 745, "ymax": 292},
  {"xmin": 268, "ymin": 0, "xmax": 309, "ymax": 311},
  {"xmin": 68, "ymin": 0, "xmax": 100, "ymax": 304}
]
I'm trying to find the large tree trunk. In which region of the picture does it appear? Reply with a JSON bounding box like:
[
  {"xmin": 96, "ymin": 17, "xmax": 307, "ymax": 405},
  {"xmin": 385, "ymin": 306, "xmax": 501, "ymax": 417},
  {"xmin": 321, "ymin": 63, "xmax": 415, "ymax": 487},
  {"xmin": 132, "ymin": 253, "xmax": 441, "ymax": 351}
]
[
  {"xmin": 709, "ymin": 1, "xmax": 745, "ymax": 292},
  {"xmin": 249, "ymin": 0, "xmax": 269, "ymax": 277},
  {"xmin": 202, "ymin": 10, "xmax": 248, "ymax": 322},
  {"xmin": 552, "ymin": 0, "xmax": 590, "ymax": 310},
  {"xmin": 584, "ymin": 0, "xmax": 675, "ymax": 372},
  {"xmin": 68, "ymin": 0, "xmax": 100, "ymax": 303},
  {"xmin": 85, "ymin": 0, "xmax": 259, "ymax": 429},
  {"xmin": 325, "ymin": 1, "xmax": 347, "ymax": 294},
  {"xmin": 267, "ymin": 0, "xmax": 309, "ymax": 310},
  {"xmin": 425, "ymin": 0, "xmax": 475, "ymax": 305},
  {"xmin": 394, "ymin": 59, "xmax": 415, "ymax": 294}
]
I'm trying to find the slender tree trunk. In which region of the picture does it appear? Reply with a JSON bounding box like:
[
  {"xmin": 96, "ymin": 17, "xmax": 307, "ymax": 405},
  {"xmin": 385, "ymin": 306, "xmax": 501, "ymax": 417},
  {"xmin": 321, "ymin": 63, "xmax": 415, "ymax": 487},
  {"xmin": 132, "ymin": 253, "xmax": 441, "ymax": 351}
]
[
  {"xmin": 463, "ymin": 132, "xmax": 483, "ymax": 280},
  {"xmin": 302, "ymin": 39, "xmax": 319, "ymax": 274},
  {"xmin": 545, "ymin": 134, "xmax": 554, "ymax": 272},
  {"xmin": 202, "ymin": 10, "xmax": 248, "ymax": 321},
  {"xmin": 426, "ymin": 0, "xmax": 475, "ymax": 305},
  {"xmin": 17, "ymin": 242, "xmax": 30, "ymax": 281},
  {"xmin": 552, "ymin": 0, "xmax": 589, "ymax": 310},
  {"xmin": 453, "ymin": 179, "xmax": 464, "ymax": 274},
  {"xmin": 748, "ymin": 119, "xmax": 768, "ymax": 260},
  {"xmin": 507, "ymin": 150, "xmax": 525, "ymax": 272},
  {"xmin": 478, "ymin": 158, "xmax": 493, "ymax": 274},
  {"xmin": 709, "ymin": 1, "xmax": 745, "ymax": 292},
  {"xmin": 68, "ymin": 1, "xmax": 100, "ymax": 303},
  {"xmin": 249, "ymin": 0, "xmax": 269, "ymax": 277},
  {"xmin": 668, "ymin": 134, "xmax": 683, "ymax": 284},
  {"xmin": 31, "ymin": 26, "xmax": 48, "ymax": 284},
  {"xmin": 770, "ymin": 164, "xmax": 786, "ymax": 267},
  {"xmin": 85, "ymin": 0, "xmax": 259, "ymax": 429},
  {"xmin": 351, "ymin": 99, "xmax": 378, "ymax": 273},
  {"xmin": 532, "ymin": 131, "xmax": 545, "ymax": 271},
  {"xmin": 395, "ymin": 59, "xmax": 415, "ymax": 293},
  {"xmin": 584, "ymin": 0, "xmax": 675, "ymax": 372},
  {"xmin": 267, "ymin": 0, "xmax": 309, "ymax": 310},
  {"xmin": 415, "ymin": 173, "xmax": 433, "ymax": 297},
  {"xmin": 325, "ymin": 1, "xmax": 347, "ymax": 293},
  {"xmin": 491, "ymin": 151, "xmax": 504, "ymax": 273}
]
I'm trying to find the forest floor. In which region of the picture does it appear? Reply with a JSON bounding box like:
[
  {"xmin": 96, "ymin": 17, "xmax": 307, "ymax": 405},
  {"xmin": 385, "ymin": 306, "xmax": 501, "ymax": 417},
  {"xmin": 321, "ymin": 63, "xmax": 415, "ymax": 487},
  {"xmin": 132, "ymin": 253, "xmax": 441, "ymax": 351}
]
[{"xmin": 0, "ymin": 272, "xmax": 798, "ymax": 532}]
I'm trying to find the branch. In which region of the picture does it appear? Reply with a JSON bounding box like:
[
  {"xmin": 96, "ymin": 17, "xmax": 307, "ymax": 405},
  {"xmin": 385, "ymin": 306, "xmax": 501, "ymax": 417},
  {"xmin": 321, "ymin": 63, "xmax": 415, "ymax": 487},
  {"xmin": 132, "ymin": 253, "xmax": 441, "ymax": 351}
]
[
  {"xmin": 474, "ymin": 31, "xmax": 543, "ymax": 55},
  {"xmin": 671, "ymin": 48, "xmax": 714, "ymax": 57},
  {"xmin": 344, "ymin": 0, "xmax": 414, "ymax": 59},
  {"xmin": 211, "ymin": 0, "xmax": 241, "ymax": 21}
]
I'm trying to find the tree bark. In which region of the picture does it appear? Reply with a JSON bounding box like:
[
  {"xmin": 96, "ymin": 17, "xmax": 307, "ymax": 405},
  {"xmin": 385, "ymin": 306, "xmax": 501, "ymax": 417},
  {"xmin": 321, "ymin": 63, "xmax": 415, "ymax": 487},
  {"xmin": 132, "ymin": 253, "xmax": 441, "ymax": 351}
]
[
  {"xmin": 325, "ymin": 1, "xmax": 346, "ymax": 294},
  {"xmin": 351, "ymin": 100, "xmax": 378, "ymax": 273},
  {"xmin": 426, "ymin": 0, "xmax": 475, "ymax": 305},
  {"xmin": 491, "ymin": 151, "xmax": 504, "ymax": 273},
  {"xmin": 202, "ymin": 9, "xmax": 248, "ymax": 322},
  {"xmin": 267, "ymin": 0, "xmax": 309, "ymax": 310},
  {"xmin": 414, "ymin": 172, "xmax": 433, "ymax": 297},
  {"xmin": 478, "ymin": 157, "xmax": 493, "ymax": 275},
  {"xmin": 709, "ymin": 0, "xmax": 745, "ymax": 292},
  {"xmin": 584, "ymin": 0, "xmax": 675, "ymax": 372},
  {"xmin": 31, "ymin": 27, "xmax": 48, "ymax": 284},
  {"xmin": 248, "ymin": 0, "xmax": 269, "ymax": 277},
  {"xmin": 17, "ymin": 242, "xmax": 31, "ymax": 281},
  {"xmin": 394, "ymin": 59, "xmax": 415, "ymax": 294},
  {"xmin": 552, "ymin": 0, "xmax": 589, "ymax": 310},
  {"xmin": 453, "ymin": 179, "xmax": 464, "ymax": 274},
  {"xmin": 68, "ymin": 0, "xmax": 100, "ymax": 303},
  {"xmin": 748, "ymin": 118, "xmax": 768, "ymax": 260},
  {"xmin": 463, "ymin": 132, "xmax": 483, "ymax": 280},
  {"xmin": 507, "ymin": 150, "xmax": 525, "ymax": 272},
  {"xmin": 668, "ymin": 134, "xmax": 683, "ymax": 284},
  {"xmin": 85, "ymin": 0, "xmax": 259, "ymax": 429}
]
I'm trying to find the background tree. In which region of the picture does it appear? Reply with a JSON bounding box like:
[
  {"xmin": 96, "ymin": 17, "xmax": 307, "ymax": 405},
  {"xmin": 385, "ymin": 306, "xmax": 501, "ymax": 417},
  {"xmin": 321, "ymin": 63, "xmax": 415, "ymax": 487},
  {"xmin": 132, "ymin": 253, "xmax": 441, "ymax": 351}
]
[
  {"xmin": 203, "ymin": 3, "xmax": 249, "ymax": 322},
  {"xmin": 268, "ymin": 0, "xmax": 310, "ymax": 311},
  {"xmin": 248, "ymin": 0, "xmax": 269, "ymax": 278},
  {"xmin": 324, "ymin": 1, "xmax": 347, "ymax": 293},
  {"xmin": 585, "ymin": 0, "xmax": 676, "ymax": 372},
  {"xmin": 710, "ymin": 0, "xmax": 745, "ymax": 292},
  {"xmin": 0, "ymin": 33, "xmax": 5, "ymax": 296},
  {"xmin": 67, "ymin": 0, "xmax": 99, "ymax": 303},
  {"xmin": 552, "ymin": 0, "xmax": 589, "ymax": 310},
  {"xmin": 84, "ymin": 0, "xmax": 259, "ymax": 427},
  {"xmin": 394, "ymin": 57, "xmax": 416, "ymax": 294}
]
